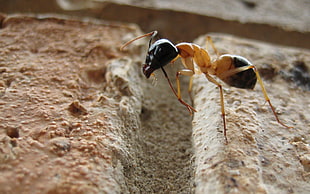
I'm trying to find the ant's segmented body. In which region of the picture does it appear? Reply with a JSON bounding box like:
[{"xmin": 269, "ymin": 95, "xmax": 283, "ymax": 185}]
[{"xmin": 121, "ymin": 31, "xmax": 292, "ymax": 143}]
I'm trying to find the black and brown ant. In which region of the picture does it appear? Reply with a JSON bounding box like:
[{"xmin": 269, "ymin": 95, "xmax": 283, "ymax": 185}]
[{"xmin": 121, "ymin": 31, "xmax": 292, "ymax": 143}]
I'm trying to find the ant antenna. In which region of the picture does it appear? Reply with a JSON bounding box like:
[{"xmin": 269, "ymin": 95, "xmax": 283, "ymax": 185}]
[
  {"xmin": 148, "ymin": 31, "xmax": 158, "ymax": 48},
  {"xmin": 120, "ymin": 31, "xmax": 158, "ymax": 51}
]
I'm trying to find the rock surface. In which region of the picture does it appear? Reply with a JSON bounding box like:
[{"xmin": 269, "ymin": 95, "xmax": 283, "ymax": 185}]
[
  {"xmin": 0, "ymin": 14, "xmax": 197, "ymax": 193},
  {"xmin": 0, "ymin": 15, "xmax": 144, "ymax": 193},
  {"xmin": 192, "ymin": 34, "xmax": 310, "ymax": 193},
  {"xmin": 0, "ymin": 3, "xmax": 309, "ymax": 194}
]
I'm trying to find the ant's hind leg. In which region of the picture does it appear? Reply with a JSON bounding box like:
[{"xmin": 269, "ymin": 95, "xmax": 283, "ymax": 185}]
[
  {"xmin": 252, "ymin": 67, "xmax": 293, "ymax": 129},
  {"xmin": 219, "ymin": 65, "xmax": 293, "ymax": 129}
]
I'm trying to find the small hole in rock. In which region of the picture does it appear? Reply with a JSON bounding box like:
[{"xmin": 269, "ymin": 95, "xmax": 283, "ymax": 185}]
[
  {"xmin": 10, "ymin": 139, "xmax": 17, "ymax": 147},
  {"xmin": 86, "ymin": 67, "xmax": 107, "ymax": 84},
  {"xmin": 68, "ymin": 101, "xmax": 88, "ymax": 116},
  {"xmin": 6, "ymin": 127, "xmax": 19, "ymax": 138},
  {"xmin": 240, "ymin": 0, "xmax": 257, "ymax": 9},
  {"xmin": 258, "ymin": 63, "xmax": 277, "ymax": 80},
  {"xmin": 140, "ymin": 106, "xmax": 152, "ymax": 121}
]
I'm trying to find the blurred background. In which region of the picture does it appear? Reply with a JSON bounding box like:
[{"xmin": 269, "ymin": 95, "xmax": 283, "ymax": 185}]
[{"xmin": 0, "ymin": 0, "xmax": 309, "ymax": 49}]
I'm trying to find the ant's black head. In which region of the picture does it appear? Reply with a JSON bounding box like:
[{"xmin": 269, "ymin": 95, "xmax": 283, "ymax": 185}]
[{"xmin": 143, "ymin": 39, "xmax": 179, "ymax": 78}]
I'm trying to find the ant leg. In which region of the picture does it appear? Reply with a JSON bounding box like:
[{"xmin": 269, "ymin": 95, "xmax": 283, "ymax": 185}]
[
  {"xmin": 253, "ymin": 67, "xmax": 293, "ymax": 129},
  {"xmin": 205, "ymin": 73, "xmax": 228, "ymax": 143},
  {"xmin": 188, "ymin": 76, "xmax": 194, "ymax": 105},
  {"xmin": 176, "ymin": 69, "xmax": 197, "ymax": 114},
  {"xmin": 206, "ymin": 36, "xmax": 220, "ymax": 57},
  {"xmin": 219, "ymin": 65, "xmax": 293, "ymax": 129},
  {"xmin": 171, "ymin": 55, "xmax": 181, "ymax": 64},
  {"xmin": 160, "ymin": 67, "xmax": 196, "ymax": 114}
]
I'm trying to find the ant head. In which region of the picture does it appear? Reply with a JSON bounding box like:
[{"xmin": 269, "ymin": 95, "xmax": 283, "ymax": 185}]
[
  {"xmin": 120, "ymin": 31, "xmax": 179, "ymax": 78},
  {"xmin": 143, "ymin": 39, "xmax": 179, "ymax": 78}
]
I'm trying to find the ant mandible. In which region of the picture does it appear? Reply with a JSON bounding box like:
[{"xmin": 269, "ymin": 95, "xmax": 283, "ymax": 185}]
[{"xmin": 120, "ymin": 31, "xmax": 292, "ymax": 143}]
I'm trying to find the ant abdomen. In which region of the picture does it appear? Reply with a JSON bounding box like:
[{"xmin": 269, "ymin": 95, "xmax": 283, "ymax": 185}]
[{"xmin": 218, "ymin": 54, "xmax": 257, "ymax": 89}]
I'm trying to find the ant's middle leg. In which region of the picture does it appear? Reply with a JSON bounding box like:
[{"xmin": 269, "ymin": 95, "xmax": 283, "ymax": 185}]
[
  {"xmin": 188, "ymin": 76, "xmax": 194, "ymax": 104},
  {"xmin": 205, "ymin": 73, "xmax": 228, "ymax": 143}
]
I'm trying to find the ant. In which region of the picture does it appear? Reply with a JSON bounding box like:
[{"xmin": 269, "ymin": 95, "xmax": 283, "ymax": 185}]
[{"xmin": 121, "ymin": 31, "xmax": 292, "ymax": 143}]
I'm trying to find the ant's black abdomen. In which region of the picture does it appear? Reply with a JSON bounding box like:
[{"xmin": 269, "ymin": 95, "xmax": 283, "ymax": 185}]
[{"xmin": 222, "ymin": 55, "xmax": 257, "ymax": 89}]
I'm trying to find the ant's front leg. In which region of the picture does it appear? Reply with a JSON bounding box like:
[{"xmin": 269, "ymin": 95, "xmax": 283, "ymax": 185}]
[{"xmin": 160, "ymin": 67, "xmax": 196, "ymax": 114}]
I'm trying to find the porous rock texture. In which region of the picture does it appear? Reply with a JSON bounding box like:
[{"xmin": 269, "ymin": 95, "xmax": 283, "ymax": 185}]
[
  {"xmin": 0, "ymin": 14, "xmax": 309, "ymax": 194},
  {"xmin": 0, "ymin": 14, "xmax": 195, "ymax": 193},
  {"xmin": 0, "ymin": 15, "xmax": 144, "ymax": 193}
]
